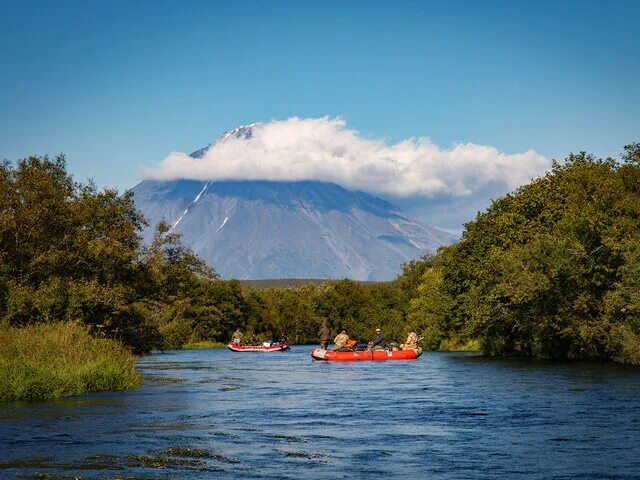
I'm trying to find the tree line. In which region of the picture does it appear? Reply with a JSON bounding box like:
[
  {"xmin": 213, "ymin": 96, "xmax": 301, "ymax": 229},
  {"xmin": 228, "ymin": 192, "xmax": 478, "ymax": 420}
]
[{"xmin": 2, "ymin": 144, "xmax": 639, "ymax": 363}]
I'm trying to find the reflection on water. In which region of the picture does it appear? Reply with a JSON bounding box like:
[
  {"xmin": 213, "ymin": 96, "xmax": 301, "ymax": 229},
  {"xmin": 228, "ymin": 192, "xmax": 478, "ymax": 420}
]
[{"xmin": 2, "ymin": 347, "xmax": 640, "ymax": 479}]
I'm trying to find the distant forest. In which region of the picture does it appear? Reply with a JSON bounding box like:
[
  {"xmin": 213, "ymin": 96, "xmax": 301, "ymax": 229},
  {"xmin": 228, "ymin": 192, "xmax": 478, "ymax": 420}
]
[
  {"xmin": 1, "ymin": 142, "xmax": 639, "ymax": 363},
  {"xmin": 238, "ymin": 279, "xmax": 384, "ymax": 289}
]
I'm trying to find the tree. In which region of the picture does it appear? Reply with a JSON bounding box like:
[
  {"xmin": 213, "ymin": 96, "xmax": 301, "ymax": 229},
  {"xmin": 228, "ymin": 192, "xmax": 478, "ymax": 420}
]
[
  {"xmin": 409, "ymin": 144, "xmax": 640, "ymax": 362},
  {"xmin": 0, "ymin": 155, "xmax": 216, "ymax": 353}
]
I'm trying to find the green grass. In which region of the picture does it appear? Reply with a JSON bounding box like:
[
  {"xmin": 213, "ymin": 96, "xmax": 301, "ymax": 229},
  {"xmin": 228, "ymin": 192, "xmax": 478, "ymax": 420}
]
[
  {"xmin": 182, "ymin": 340, "xmax": 227, "ymax": 350},
  {"xmin": 0, "ymin": 322, "xmax": 142, "ymax": 401},
  {"xmin": 438, "ymin": 338, "xmax": 482, "ymax": 352}
]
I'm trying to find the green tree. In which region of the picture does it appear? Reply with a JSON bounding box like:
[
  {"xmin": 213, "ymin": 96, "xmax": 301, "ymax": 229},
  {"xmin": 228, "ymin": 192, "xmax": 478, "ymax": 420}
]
[{"xmin": 409, "ymin": 145, "xmax": 640, "ymax": 363}]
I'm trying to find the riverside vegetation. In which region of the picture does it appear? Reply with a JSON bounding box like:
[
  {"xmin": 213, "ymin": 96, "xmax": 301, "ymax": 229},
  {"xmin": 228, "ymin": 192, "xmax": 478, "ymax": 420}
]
[
  {"xmin": 0, "ymin": 322, "xmax": 141, "ymax": 401},
  {"xmin": 411, "ymin": 143, "xmax": 640, "ymax": 362},
  {"xmin": 0, "ymin": 143, "xmax": 638, "ymax": 400}
]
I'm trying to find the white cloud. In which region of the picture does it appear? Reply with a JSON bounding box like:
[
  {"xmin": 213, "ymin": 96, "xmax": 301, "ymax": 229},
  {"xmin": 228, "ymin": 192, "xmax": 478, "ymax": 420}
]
[{"xmin": 143, "ymin": 117, "xmax": 549, "ymax": 198}]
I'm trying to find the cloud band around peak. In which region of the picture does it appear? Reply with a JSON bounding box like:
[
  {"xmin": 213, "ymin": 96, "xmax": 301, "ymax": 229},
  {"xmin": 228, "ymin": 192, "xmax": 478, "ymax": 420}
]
[{"xmin": 142, "ymin": 116, "xmax": 549, "ymax": 198}]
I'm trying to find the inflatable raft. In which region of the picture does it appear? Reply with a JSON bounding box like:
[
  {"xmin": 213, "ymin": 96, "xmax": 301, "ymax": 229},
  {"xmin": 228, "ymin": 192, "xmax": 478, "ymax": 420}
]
[
  {"xmin": 227, "ymin": 342, "xmax": 290, "ymax": 352},
  {"xmin": 310, "ymin": 347, "xmax": 422, "ymax": 361}
]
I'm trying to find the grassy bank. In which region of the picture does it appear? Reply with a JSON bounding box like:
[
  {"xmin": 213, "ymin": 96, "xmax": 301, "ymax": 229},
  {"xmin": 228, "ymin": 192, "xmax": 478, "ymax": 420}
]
[
  {"xmin": 0, "ymin": 322, "xmax": 142, "ymax": 401},
  {"xmin": 182, "ymin": 340, "xmax": 227, "ymax": 349},
  {"xmin": 438, "ymin": 338, "xmax": 482, "ymax": 352}
]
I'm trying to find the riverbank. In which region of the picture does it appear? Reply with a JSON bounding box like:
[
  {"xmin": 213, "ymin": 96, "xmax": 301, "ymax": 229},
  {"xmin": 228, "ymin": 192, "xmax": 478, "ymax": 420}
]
[
  {"xmin": 0, "ymin": 322, "xmax": 142, "ymax": 401},
  {"xmin": 439, "ymin": 338, "xmax": 482, "ymax": 352},
  {"xmin": 182, "ymin": 340, "xmax": 227, "ymax": 349}
]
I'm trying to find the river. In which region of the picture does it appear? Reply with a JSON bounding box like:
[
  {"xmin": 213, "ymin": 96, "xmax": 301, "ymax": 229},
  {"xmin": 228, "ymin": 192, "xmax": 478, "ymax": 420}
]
[{"xmin": 2, "ymin": 346, "xmax": 640, "ymax": 479}]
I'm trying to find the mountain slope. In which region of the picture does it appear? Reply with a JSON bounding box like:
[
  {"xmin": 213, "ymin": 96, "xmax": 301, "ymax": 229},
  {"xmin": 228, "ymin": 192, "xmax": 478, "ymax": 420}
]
[{"xmin": 132, "ymin": 178, "xmax": 455, "ymax": 280}]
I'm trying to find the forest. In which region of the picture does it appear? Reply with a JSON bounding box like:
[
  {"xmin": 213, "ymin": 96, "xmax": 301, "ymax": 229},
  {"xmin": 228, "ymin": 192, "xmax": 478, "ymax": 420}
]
[{"xmin": 1, "ymin": 143, "xmax": 640, "ymax": 370}]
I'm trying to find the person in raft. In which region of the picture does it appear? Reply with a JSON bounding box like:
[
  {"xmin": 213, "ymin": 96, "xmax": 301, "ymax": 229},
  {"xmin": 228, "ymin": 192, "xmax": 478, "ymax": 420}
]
[
  {"xmin": 332, "ymin": 330, "xmax": 351, "ymax": 351},
  {"xmin": 319, "ymin": 321, "xmax": 331, "ymax": 349},
  {"xmin": 401, "ymin": 331, "xmax": 419, "ymax": 350},
  {"xmin": 232, "ymin": 329, "xmax": 242, "ymax": 345},
  {"xmin": 368, "ymin": 328, "xmax": 388, "ymax": 351}
]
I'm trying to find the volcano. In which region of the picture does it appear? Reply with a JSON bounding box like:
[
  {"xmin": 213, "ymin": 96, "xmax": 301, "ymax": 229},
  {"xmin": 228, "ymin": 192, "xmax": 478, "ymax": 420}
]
[{"xmin": 131, "ymin": 125, "xmax": 456, "ymax": 280}]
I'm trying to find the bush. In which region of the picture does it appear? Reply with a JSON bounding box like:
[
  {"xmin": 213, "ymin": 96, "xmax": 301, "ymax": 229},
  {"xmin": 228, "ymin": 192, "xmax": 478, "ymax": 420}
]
[
  {"xmin": 182, "ymin": 340, "xmax": 227, "ymax": 349},
  {"xmin": 159, "ymin": 318, "xmax": 192, "ymax": 350},
  {"xmin": 0, "ymin": 322, "xmax": 142, "ymax": 401}
]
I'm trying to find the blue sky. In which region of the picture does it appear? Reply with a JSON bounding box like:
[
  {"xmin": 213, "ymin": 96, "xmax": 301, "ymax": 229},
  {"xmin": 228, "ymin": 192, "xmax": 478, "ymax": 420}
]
[{"xmin": 1, "ymin": 0, "xmax": 638, "ymax": 230}]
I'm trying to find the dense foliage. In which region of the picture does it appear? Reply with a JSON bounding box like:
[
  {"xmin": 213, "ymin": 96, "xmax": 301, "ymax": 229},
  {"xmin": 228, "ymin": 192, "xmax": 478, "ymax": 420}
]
[
  {"xmin": 410, "ymin": 144, "xmax": 640, "ymax": 363},
  {"xmin": 158, "ymin": 278, "xmax": 423, "ymax": 348},
  {"xmin": 241, "ymin": 279, "xmax": 414, "ymax": 344},
  {"xmin": 0, "ymin": 156, "xmax": 217, "ymax": 353}
]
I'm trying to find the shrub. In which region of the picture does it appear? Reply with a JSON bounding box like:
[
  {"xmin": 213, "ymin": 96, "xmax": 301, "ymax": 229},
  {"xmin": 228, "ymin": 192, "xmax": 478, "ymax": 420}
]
[{"xmin": 159, "ymin": 318, "xmax": 192, "ymax": 350}]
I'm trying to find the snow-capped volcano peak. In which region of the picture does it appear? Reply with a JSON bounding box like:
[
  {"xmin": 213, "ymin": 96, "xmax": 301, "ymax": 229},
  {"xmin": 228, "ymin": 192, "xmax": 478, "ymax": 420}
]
[
  {"xmin": 190, "ymin": 123, "xmax": 261, "ymax": 159},
  {"xmin": 218, "ymin": 123, "xmax": 260, "ymax": 142}
]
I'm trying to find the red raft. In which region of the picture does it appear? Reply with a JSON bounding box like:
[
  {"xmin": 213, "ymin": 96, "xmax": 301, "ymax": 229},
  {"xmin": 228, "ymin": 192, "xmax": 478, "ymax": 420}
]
[
  {"xmin": 310, "ymin": 347, "xmax": 422, "ymax": 362},
  {"xmin": 227, "ymin": 342, "xmax": 290, "ymax": 352}
]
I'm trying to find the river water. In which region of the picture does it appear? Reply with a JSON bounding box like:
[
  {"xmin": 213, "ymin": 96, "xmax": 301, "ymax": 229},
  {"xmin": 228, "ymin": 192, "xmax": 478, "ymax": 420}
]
[{"xmin": 2, "ymin": 347, "xmax": 640, "ymax": 479}]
